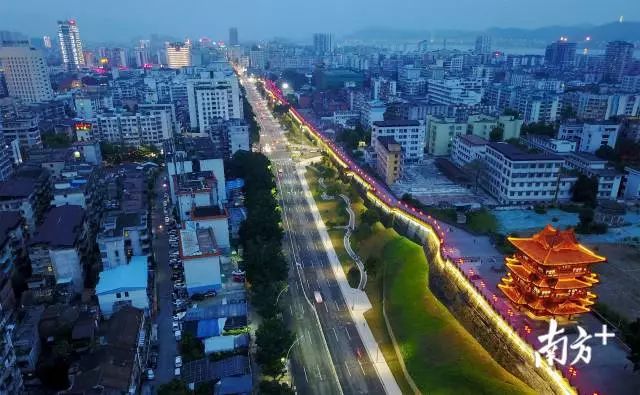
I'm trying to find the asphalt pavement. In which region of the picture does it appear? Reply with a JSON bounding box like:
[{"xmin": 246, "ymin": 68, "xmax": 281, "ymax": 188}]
[
  {"xmin": 150, "ymin": 171, "xmax": 178, "ymax": 386},
  {"xmin": 244, "ymin": 78, "xmax": 385, "ymax": 395}
]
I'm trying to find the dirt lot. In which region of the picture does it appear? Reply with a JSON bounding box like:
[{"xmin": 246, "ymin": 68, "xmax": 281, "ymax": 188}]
[{"xmin": 591, "ymin": 243, "xmax": 640, "ymax": 321}]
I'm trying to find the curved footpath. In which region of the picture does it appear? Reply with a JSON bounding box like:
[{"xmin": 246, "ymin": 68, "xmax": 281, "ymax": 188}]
[{"xmin": 338, "ymin": 194, "xmax": 367, "ymax": 290}]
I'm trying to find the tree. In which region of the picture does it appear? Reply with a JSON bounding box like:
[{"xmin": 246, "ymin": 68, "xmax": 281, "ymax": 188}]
[
  {"xmin": 180, "ymin": 332, "xmax": 204, "ymax": 362},
  {"xmin": 578, "ymin": 207, "xmax": 594, "ymax": 228},
  {"xmin": 627, "ymin": 318, "xmax": 640, "ymax": 371},
  {"xmin": 42, "ymin": 132, "xmax": 73, "ymax": 148},
  {"xmin": 195, "ymin": 382, "xmax": 214, "ymax": 395},
  {"xmin": 259, "ymin": 380, "xmax": 295, "ymax": 395},
  {"xmin": 364, "ymin": 256, "xmax": 381, "ymax": 277},
  {"xmin": 489, "ymin": 126, "xmax": 504, "ymax": 142},
  {"xmin": 571, "ymin": 175, "xmax": 598, "ymax": 207},
  {"xmin": 256, "ymin": 318, "xmax": 295, "ymax": 378},
  {"xmin": 521, "ymin": 122, "xmax": 556, "ymax": 137},
  {"xmin": 158, "ymin": 379, "xmax": 190, "ymax": 395},
  {"xmin": 281, "ymin": 69, "xmax": 308, "ymax": 90},
  {"xmin": 595, "ymin": 145, "xmax": 618, "ymax": 162},
  {"xmin": 361, "ymin": 208, "xmax": 381, "ymax": 226},
  {"xmin": 463, "ymin": 159, "xmax": 486, "ymax": 192},
  {"xmin": 503, "ymin": 108, "xmax": 520, "ymax": 117},
  {"xmin": 560, "ymin": 105, "xmax": 577, "ymax": 121}
]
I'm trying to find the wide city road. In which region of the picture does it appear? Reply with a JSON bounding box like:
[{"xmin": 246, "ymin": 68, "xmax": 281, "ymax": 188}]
[{"xmin": 243, "ymin": 77, "xmax": 385, "ymax": 395}]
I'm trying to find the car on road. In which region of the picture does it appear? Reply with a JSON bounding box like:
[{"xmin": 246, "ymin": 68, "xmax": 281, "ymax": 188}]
[
  {"xmin": 174, "ymin": 367, "xmax": 181, "ymax": 377},
  {"xmin": 174, "ymin": 330, "xmax": 182, "ymax": 341},
  {"xmin": 146, "ymin": 369, "xmax": 155, "ymax": 380},
  {"xmin": 314, "ymin": 291, "xmax": 323, "ymax": 303},
  {"xmin": 175, "ymin": 356, "xmax": 182, "ymax": 368}
]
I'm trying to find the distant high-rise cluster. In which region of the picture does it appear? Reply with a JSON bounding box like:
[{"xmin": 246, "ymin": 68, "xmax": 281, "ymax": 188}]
[
  {"xmin": 475, "ymin": 34, "xmax": 492, "ymax": 54},
  {"xmin": 229, "ymin": 27, "xmax": 239, "ymax": 46},
  {"xmin": 0, "ymin": 41, "xmax": 53, "ymax": 103},
  {"xmin": 544, "ymin": 38, "xmax": 576, "ymax": 69},
  {"xmin": 603, "ymin": 40, "xmax": 635, "ymax": 83},
  {"xmin": 57, "ymin": 19, "xmax": 85, "ymax": 70},
  {"xmin": 313, "ymin": 32, "xmax": 334, "ymax": 55}
]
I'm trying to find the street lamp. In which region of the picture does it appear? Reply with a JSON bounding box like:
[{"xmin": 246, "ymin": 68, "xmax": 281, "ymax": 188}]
[{"xmin": 281, "ymin": 82, "xmax": 289, "ymax": 90}]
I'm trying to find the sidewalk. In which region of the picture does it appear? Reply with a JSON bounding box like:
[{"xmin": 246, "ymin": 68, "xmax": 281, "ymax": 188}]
[
  {"xmin": 339, "ymin": 194, "xmax": 367, "ymax": 290},
  {"xmin": 298, "ymin": 166, "xmax": 402, "ymax": 395}
]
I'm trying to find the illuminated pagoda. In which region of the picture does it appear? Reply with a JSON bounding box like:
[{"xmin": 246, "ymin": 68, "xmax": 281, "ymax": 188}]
[{"xmin": 498, "ymin": 225, "xmax": 605, "ymax": 317}]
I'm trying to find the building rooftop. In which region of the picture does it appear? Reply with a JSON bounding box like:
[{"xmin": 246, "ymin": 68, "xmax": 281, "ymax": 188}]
[
  {"xmin": 376, "ymin": 136, "xmax": 402, "ymax": 151},
  {"xmin": 192, "ymin": 205, "xmax": 226, "ymax": 219},
  {"xmin": 459, "ymin": 134, "xmax": 488, "ymax": 146},
  {"xmin": 0, "ymin": 178, "xmax": 37, "ymax": 199},
  {"xmin": 488, "ymin": 142, "xmax": 561, "ymax": 161},
  {"xmin": 180, "ymin": 222, "xmax": 219, "ymax": 258},
  {"xmin": 568, "ymin": 151, "xmax": 608, "ymax": 163},
  {"xmin": 29, "ymin": 205, "xmax": 85, "ymax": 248},
  {"xmin": 373, "ymin": 120, "xmax": 420, "ymax": 127},
  {"xmin": 96, "ymin": 256, "xmax": 148, "ymax": 295},
  {"xmin": 99, "ymin": 211, "xmax": 146, "ymax": 238},
  {"xmin": 167, "ymin": 137, "xmax": 223, "ymax": 161}
]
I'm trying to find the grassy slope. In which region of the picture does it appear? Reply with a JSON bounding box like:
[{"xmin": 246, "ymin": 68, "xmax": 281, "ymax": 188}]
[{"xmin": 356, "ymin": 223, "xmax": 533, "ymax": 395}]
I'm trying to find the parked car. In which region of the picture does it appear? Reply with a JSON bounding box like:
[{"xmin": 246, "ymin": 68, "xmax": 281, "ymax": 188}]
[
  {"xmin": 175, "ymin": 356, "xmax": 183, "ymax": 368},
  {"xmin": 174, "ymin": 330, "xmax": 182, "ymax": 341},
  {"xmin": 146, "ymin": 369, "xmax": 155, "ymax": 380},
  {"xmin": 174, "ymin": 367, "xmax": 181, "ymax": 377}
]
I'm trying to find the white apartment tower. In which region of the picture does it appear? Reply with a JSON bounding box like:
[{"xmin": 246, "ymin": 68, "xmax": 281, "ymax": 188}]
[
  {"xmin": 187, "ymin": 72, "xmax": 242, "ymax": 132},
  {"xmin": 58, "ymin": 20, "xmax": 85, "ymax": 70},
  {"xmin": 0, "ymin": 44, "xmax": 54, "ymax": 103}
]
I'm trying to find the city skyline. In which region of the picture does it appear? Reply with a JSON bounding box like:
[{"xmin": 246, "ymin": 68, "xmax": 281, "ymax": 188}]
[{"xmin": 0, "ymin": 0, "xmax": 638, "ymax": 43}]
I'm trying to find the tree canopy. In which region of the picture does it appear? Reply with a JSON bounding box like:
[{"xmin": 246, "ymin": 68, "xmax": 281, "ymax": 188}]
[
  {"xmin": 256, "ymin": 318, "xmax": 295, "ymax": 378},
  {"xmin": 571, "ymin": 175, "xmax": 598, "ymax": 207}
]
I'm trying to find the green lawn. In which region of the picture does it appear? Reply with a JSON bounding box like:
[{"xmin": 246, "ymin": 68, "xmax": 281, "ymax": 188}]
[
  {"xmin": 379, "ymin": 229, "xmax": 534, "ymax": 395},
  {"xmin": 305, "ymin": 167, "xmax": 348, "ymax": 227}
]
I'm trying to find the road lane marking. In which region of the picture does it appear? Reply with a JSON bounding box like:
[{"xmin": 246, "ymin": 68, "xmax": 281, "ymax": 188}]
[
  {"xmin": 307, "ymin": 329, "xmax": 313, "ymax": 345},
  {"xmin": 289, "ymin": 305, "xmax": 293, "ymax": 316},
  {"xmin": 303, "ymin": 366, "xmax": 309, "ymax": 382},
  {"xmin": 324, "ymin": 302, "xmax": 329, "ymax": 313},
  {"xmin": 344, "ymin": 361, "xmax": 352, "ymax": 377},
  {"xmin": 358, "ymin": 360, "xmax": 366, "ymax": 376},
  {"xmin": 317, "ymin": 365, "xmax": 323, "ymax": 381},
  {"xmin": 344, "ymin": 326, "xmax": 351, "ymax": 340},
  {"xmin": 332, "ymin": 327, "xmax": 339, "ymax": 341},
  {"xmin": 334, "ymin": 301, "xmax": 340, "ymax": 311}
]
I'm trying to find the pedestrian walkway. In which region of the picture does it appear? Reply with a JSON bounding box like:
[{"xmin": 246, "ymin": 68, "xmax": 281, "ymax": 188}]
[
  {"xmin": 339, "ymin": 194, "xmax": 367, "ymax": 290},
  {"xmin": 298, "ymin": 167, "xmax": 402, "ymax": 395}
]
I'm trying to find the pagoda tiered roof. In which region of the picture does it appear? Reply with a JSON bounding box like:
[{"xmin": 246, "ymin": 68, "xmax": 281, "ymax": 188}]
[
  {"xmin": 499, "ymin": 225, "xmax": 606, "ymax": 317},
  {"xmin": 508, "ymin": 224, "xmax": 606, "ymax": 266}
]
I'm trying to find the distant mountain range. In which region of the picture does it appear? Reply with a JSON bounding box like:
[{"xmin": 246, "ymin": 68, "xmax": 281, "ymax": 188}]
[{"xmin": 344, "ymin": 21, "xmax": 640, "ymax": 46}]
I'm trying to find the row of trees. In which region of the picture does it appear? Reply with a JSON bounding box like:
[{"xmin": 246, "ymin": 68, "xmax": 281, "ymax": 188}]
[{"xmin": 228, "ymin": 151, "xmax": 295, "ymax": 392}]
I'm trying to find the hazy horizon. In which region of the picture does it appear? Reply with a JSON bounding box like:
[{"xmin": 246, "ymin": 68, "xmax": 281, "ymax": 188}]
[{"xmin": 1, "ymin": 0, "xmax": 638, "ymax": 44}]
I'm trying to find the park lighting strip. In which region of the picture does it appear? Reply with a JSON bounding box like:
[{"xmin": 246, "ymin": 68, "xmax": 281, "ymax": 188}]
[{"xmin": 262, "ymin": 80, "xmax": 575, "ymax": 395}]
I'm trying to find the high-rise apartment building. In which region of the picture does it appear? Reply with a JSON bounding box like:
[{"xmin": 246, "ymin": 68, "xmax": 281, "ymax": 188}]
[
  {"xmin": 166, "ymin": 42, "xmax": 191, "ymax": 69},
  {"xmin": 544, "ymin": 38, "xmax": 576, "ymax": 69},
  {"xmin": 58, "ymin": 19, "xmax": 85, "ymax": 70},
  {"xmin": 475, "ymin": 34, "xmax": 492, "ymax": 54},
  {"xmin": 0, "ymin": 43, "xmax": 53, "ymax": 103},
  {"xmin": 602, "ymin": 40, "xmax": 635, "ymax": 83},
  {"xmin": 229, "ymin": 27, "xmax": 239, "ymax": 46},
  {"xmin": 313, "ymin": 33, "xmax": 334, "ymax": 55},
  {"xmin": 187, "ymin": 72, "xmax": 242, "ymax": 132}
]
